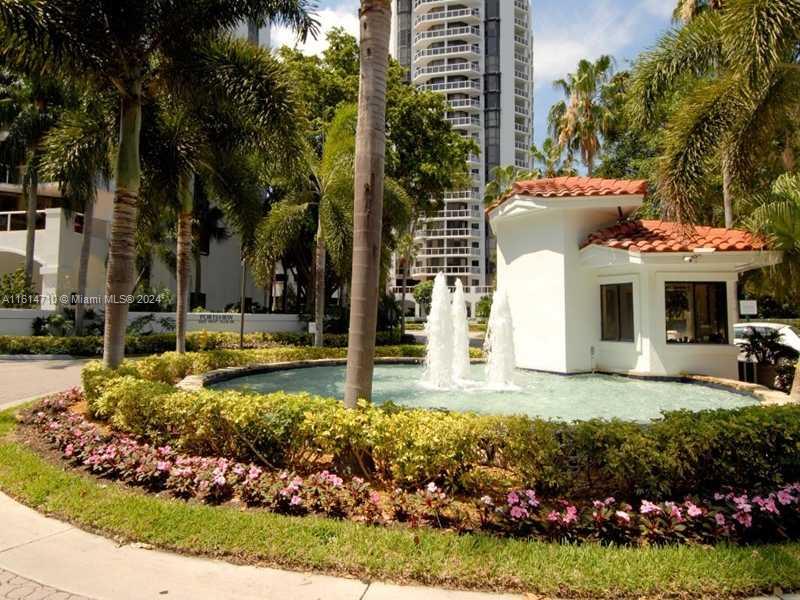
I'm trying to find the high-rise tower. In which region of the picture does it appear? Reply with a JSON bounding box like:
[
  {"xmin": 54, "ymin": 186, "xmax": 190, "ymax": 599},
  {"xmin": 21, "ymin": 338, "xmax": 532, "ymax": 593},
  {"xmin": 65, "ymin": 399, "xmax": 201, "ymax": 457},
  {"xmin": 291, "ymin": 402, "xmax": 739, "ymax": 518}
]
[{"xmin": 391, "ymin": 0, "xmax": 534, "ymax": 316}]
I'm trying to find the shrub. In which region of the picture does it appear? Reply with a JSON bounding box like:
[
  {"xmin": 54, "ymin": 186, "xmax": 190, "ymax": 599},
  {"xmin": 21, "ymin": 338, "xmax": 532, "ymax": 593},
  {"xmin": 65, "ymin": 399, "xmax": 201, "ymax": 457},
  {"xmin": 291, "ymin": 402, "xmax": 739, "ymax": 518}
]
[{"xmin": 0, "ymin": 330, "xmax": 418, "ymax": 356}]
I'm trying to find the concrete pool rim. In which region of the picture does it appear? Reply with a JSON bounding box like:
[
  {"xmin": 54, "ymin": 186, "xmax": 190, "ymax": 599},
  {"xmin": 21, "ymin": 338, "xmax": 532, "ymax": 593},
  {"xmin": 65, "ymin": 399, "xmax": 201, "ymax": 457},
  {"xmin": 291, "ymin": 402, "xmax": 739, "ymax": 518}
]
[{"xmin": 176, "ymin": 357, "xmax": 793, "ymax": 406}]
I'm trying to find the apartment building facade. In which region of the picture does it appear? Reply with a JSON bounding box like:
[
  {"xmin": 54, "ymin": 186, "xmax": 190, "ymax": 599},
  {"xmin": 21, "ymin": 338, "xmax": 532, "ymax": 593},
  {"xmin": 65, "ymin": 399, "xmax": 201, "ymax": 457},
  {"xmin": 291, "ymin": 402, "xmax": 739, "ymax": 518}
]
[{"xmin": 391, "ymin": 0, "xmax": 534, "ymax": 316}]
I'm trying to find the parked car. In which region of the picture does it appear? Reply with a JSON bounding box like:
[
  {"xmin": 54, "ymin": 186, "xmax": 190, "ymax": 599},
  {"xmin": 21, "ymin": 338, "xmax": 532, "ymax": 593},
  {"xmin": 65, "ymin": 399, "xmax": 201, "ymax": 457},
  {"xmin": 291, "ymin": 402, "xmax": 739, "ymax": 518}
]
[{"xmin": 734, "ymin": 322, "xmax": 800, "ymax": 358}]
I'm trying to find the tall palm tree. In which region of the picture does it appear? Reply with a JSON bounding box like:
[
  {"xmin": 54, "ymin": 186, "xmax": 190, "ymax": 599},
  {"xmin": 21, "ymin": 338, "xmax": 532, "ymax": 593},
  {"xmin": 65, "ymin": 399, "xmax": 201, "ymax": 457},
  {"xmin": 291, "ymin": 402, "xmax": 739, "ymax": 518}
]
[
  {"xmin": 746, "ymin": 173, "xmax": 800, "ymax": 400},
  {"xmin": 40, "ymin": 91, "xmax": 115, "ymax": 334},
  {"xmin": 344, "ymin": 0, "xmax": 392, "ymax": 407},
  {"xmin": 628, "ymin": 0, "xmax": 799, "ymax": 226},
  {"xmin": 0, "ymin": 73, "xmax": 65, "ymax": 290},
  {"xmin": 255, "ymin": 104, "xmax": 356, "ymax": 347},
  {"xmin": 395, "ymin": 229, "xmax": 419, "ymax": 336},
  {"xmin": 548, "ymin": 56, "xmax": 615, "ymax": 176},
  {"xmin": 0, "ymin": 0, "xmax": 317, "ymax": 367}
]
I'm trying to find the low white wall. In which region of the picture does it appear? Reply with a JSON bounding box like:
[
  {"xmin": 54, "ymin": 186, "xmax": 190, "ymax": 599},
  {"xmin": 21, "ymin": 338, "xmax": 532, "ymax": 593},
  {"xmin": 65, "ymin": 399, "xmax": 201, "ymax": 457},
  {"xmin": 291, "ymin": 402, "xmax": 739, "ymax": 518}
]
[{"xmin": 0, "ymin": 308, "xmax": 303, "ymax": 336}]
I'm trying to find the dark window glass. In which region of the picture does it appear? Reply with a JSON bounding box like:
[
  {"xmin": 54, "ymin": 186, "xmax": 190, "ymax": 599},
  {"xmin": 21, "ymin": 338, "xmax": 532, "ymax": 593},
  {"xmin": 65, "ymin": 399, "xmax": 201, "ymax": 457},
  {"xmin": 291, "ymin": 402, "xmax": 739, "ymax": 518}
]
[
  {"xmin": 665, "ymin": 282, "xmax": 728, "ymax": 344},
  {"xmin": 601, "ymin": 283, "xmax": 634, "ymax": 342}
]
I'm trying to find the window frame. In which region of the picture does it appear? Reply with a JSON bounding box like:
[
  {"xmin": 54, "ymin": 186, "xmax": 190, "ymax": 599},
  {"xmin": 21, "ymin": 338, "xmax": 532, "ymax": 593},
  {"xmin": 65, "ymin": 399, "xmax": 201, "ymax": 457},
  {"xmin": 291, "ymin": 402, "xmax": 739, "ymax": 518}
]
[
  {"xmin": 664, "ymin": 281, "xmax": 729, "ymax": 345},
  {"xmin": 600, "ymin": 282, "xmax": 635, "ymax": 343}
]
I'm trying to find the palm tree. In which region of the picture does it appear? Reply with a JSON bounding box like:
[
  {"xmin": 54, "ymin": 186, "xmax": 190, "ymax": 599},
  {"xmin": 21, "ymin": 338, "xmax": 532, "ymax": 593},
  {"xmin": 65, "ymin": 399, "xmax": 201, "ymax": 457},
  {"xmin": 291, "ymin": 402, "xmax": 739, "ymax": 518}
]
[
  {"xmin": 746, "ymin": 173, "xmax": 800, "ymax": 400},
  {"xmin": 344, "ymin": 0, "xmax": 392, "ymax": 407},
  {"xmin": 255, "ymin": 104, "xmax": 356, "ymax": 347},
  {"xmin": 40, "ymin": 91, "xmax": 114, "ymax": 335},
  {"xmin": 548, "ymin": 56, "xmax": 616, "ymax": 176},
  {"xmin": 530, "ymin": 138, "xmax": 578, "ymax": 178},
  {"xmin": 483, "ymin": 164, "xmax": 540, "ymax": 207},
  {"xmin": 192, "ymin": 193, "xmax": 229, "ymax": 307},
  {"xmin": 0, "ymin": 0, "xmax": 317, "ymax": 367},
  {"xmin": 0, "ymin": 73, "xmax": 65, "ymax": 290},
  {"xmin": 396, "ymin": 230, "xmax": 419, "ymax": 336},
  {"xmin": 628, "ymin": 0, "xmax": 799, "ymax": 226}
]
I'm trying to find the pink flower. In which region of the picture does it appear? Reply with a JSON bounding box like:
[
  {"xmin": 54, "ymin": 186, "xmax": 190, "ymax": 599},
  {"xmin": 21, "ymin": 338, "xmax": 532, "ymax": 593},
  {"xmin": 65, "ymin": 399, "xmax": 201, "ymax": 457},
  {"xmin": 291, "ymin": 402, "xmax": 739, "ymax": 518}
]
[
  {"xmin": 665, "ymin": 502, "xmax": 684, "ymax": 522},
  {"xmin": 524, "ymin": 490, "xmax": 539, "ymax": 507},
  {"xmin": 546, "ymin": 510, "xmax": 559, "ymax": 522},
  {"xmin": 640, "ymin": 500, "xmax": 661, "ymax": 515},
  {"xmin": 753, "ymin": 495, "xmax": 779, "ymax": 515},
  {"xmin": 369, "ymin": 491, "xmax": 381, "ymax": 505},
  {"xmin": 734, "ymin": 511, "xmax": 752, "ymax": 528},
  {"xmin": 290, "ymin": 495, "xmax": 303, "ymax": 506},
  {"xmin": 64, "ymin": 443, "xmax": 74, "ymax": 457},
  {"xmin": 715, "ymin": 513, "xmax": 726, "ymax": 526},
  {"xmin": 563, "ymin": 505, "xmax": 578, "ymax": 524},
  {"xmin": 507, "ymin": 491, "xmax": 520, "ymax": 506},
  {"xmin": 510, "ymin": 506, "xmax": 529, "ymax": 520},
  {"xmin": 615, "ymin": 510, "xmax": 631, "ymax": 523},
  {"xmin": 685, "ymin": 502, "xmax": 703, "ymax": 518},
  {"xmin": 777, "ymin": 489, "xmax": 795, "ymax": 506}
]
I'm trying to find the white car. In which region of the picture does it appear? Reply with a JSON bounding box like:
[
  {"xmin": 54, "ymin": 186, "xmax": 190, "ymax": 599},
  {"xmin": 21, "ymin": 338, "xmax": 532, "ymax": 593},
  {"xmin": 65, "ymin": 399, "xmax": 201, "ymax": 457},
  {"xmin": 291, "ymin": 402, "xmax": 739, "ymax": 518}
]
[{"xmin": 734, "ymin": 322, "xmax": 800, "ymax": 357}]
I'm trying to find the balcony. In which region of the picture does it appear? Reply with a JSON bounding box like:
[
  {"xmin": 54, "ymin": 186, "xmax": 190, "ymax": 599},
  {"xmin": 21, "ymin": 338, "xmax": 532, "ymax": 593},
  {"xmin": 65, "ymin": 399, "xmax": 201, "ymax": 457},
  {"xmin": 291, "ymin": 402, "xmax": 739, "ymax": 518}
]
[
  {"xmin": 0, "ymin": 210, "xmax": 46, "ymax": 232},
  {"xmin": 447, "ymin": 115, "xmax": 481, "ymax": 128},
  {"xmin": 415, "ymin": 43, "xmax": 480, "ymax": 62},
  {"xmin": 424, "ymin": 208, "xmax": 481, "ymax": 221},
  {"xmin": 444, "ymin": 190, "xmax": 480, "ymax": 201},
  {"xmin": 414, "ymin": 227, "xmax": 481, "ymax": 239},
  {"xmin": 514, "ymin": 0, "xmax": 529, "ymax": 10},
  {"xmin": 514, "ymin": 122, "xmax": 530, "ymax": 134},
  {"xmin": 414, "ymin": 26, "xmax": 480, "ymax": 48},
  {"xmin": 417, "ymin": 79, "xmax": 480, "ymax": 93},
  {"xmin": 415, "ymin": 8, "xmax": 480, "ymax": 29},
  {"xmin": 413, "ymin": 61, "xmax": 479, "ymax": 82},
  {"xmin": 411, "ymin": 265, "xmax": 481, "ymax": 277},
  {"xmin": 448, "ymin": 98, "xmax": 481, "ymax": 111},
  {"xmin": 416, "ymin": 247, "xmax": 482, "ymax": 258}
]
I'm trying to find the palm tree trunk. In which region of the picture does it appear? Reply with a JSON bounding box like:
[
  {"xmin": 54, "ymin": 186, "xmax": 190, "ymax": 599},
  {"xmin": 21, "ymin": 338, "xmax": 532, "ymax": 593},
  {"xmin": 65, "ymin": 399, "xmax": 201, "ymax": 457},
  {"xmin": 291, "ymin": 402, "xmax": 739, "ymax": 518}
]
[
  {"xmin": 400, "ymin": 257, "xmax": 407, "ymax": 336},
  {"xmin": 791, "ymin": 362, "xmax": 800, "ymax": 401},
  {"xmin": 722, "ymin": 153, "xmax": 734, "ymax": 228},
  {"xmin": 74, "ymin": 196, "xmax": 95, "ymax": 336},
  {"xmin": 266, "ymin": 263, "xmax": 274, "ymax": 313},
  {"xmin": 24, "ymin": 164, "xmax": 38, "ymax": 290},
  {"xmin": 344, "ymin": 0, "xmax": 392, "ymax": 408},
  {"xmin": 783, "ymin": 132, "xmax": 796, "ymax": 172},
  {"xmin": 314, "ymin": 211, "xmax": 326, "ymax": 347},
  {"xmin": 175, "ymin": 171, "xmax": 194, "ymax": 354},
  {"xmin": 103, "ymin": 86, "xmax": 143, "ymax": 368}
]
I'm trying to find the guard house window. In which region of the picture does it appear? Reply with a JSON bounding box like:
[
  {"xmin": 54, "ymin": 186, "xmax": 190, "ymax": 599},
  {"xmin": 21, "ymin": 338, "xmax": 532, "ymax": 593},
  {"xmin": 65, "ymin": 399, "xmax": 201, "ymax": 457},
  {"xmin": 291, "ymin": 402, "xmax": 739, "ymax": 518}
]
[
  {"xmin": 601, "ymin": 283, "xmax": 634, "ymax": 342},
  {"xmin": 665, "ymin": 282, "xmax": 728, "ymax": 344}
]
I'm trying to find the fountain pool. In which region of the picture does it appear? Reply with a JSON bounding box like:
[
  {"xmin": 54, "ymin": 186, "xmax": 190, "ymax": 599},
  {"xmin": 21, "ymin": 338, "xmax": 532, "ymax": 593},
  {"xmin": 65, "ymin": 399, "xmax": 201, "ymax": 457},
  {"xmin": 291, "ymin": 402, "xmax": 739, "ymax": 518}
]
[{"xmin": 211, "ymin": 363, "xmax": 757, "ymax": 423}]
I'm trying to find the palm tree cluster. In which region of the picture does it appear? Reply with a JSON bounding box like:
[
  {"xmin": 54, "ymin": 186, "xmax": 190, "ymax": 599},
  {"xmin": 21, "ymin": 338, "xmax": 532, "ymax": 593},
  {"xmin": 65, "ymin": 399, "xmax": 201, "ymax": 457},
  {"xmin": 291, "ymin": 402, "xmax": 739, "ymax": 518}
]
[
  {"xmin": 548, "ymin": 55, "xmax": 619, "ymax": 176},
  {"xmin": 0, "ymin": 0, "xmax": 317, "ymax": 366},
  {"xmin": 629, "ymin": 0, "xmax": 799, "ymax": 226}
]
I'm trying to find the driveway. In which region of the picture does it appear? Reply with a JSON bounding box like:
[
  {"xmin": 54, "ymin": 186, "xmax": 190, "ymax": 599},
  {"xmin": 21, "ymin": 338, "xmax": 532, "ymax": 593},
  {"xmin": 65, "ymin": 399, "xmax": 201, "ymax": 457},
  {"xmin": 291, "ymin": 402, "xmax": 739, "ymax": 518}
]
[{"xmin": 0, "ymin": 358, "xmax": 88, "ymax": 407}]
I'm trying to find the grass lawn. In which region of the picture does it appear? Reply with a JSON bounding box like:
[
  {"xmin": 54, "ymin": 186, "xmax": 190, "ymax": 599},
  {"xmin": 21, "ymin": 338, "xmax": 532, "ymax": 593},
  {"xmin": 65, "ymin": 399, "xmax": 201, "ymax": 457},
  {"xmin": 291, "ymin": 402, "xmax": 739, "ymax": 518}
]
[{"xmin": 1, "ymin": 406, "xmax": 799, "ymax": 598}]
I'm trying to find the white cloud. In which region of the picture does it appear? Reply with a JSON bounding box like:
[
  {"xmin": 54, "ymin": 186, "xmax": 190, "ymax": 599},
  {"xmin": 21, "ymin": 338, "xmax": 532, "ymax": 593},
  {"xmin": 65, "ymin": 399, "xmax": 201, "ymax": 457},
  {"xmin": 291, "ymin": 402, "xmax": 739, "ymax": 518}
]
[
  {"xmin": 533, "ymin": 0, "xmax": 670, "ymax": 88},
  {"xmin": 271, "ymin": 2, "xmax": 360, "ymax": 56}
]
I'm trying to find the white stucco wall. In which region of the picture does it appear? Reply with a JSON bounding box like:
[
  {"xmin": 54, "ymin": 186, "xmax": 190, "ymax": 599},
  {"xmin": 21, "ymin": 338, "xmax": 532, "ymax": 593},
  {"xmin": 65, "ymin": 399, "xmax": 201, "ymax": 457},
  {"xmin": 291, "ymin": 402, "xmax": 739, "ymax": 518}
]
[{"xmin": 490, "ymin": 194, "xmax": 781, "ymax": 380}]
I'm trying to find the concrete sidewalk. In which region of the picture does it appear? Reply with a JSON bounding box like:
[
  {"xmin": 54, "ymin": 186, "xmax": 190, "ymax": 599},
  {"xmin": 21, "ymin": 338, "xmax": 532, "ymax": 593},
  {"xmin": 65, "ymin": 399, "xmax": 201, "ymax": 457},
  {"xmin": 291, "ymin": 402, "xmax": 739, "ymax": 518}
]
[{"xmin": 0, "ymin": 493, "xmax": 522, "ymax": 600}]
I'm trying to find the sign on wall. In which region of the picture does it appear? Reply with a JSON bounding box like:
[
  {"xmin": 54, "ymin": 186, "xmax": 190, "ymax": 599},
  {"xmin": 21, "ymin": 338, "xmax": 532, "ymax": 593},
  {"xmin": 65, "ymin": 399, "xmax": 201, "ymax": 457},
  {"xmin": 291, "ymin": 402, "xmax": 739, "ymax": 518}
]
[{"xmin": 739, "ymin": 300, "xmax": 758, "ymax": 316}]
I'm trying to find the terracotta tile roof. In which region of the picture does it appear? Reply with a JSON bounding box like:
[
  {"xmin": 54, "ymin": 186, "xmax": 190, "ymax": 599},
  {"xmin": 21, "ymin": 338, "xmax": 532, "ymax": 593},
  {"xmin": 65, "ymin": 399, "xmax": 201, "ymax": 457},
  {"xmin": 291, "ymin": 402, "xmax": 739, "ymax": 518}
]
[
  {"xmin": 487, "ymin": 177, "xmax": 648, "ymax": 213},
  {"xmin": 581, "ymin": 220, "xmax": 768, "ymax": 253}
]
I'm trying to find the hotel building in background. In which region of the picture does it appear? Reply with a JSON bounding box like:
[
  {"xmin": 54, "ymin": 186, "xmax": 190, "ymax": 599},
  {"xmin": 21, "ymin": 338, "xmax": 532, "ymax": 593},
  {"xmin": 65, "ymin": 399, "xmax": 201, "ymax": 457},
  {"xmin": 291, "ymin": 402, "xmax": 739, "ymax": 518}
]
[{"xmin": 391, "ymin": 0, "xmax": 534, "ymax": 316}]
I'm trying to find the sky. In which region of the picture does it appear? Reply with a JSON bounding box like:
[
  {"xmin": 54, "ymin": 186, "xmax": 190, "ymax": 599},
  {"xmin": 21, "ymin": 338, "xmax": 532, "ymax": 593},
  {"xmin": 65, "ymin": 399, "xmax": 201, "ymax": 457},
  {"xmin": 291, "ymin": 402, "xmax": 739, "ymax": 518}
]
[{"xmin": 271, "ymin": 0, "xmax": 676, "ymax": 147}]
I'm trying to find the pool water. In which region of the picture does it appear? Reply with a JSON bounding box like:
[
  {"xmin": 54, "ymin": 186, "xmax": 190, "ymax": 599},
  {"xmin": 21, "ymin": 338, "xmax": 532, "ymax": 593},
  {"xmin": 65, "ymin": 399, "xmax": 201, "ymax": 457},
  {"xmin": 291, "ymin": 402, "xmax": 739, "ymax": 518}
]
[{"xmin": 211, "ymin": 363, "xmax": 757, "ymax": 422}]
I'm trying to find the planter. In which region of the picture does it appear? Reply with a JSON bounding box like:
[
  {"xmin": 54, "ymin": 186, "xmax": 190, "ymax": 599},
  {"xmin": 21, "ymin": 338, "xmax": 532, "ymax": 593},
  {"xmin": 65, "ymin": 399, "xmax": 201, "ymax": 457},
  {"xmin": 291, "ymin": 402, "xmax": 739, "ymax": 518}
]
[{"xmin": 756, "ymin": 364, "xmax": 779, "ymax": 389}]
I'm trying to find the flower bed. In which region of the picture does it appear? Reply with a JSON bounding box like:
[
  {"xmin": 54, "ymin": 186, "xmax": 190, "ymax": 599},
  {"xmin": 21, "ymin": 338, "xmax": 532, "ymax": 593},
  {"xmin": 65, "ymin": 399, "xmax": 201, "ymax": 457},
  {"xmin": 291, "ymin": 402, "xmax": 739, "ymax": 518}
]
[
  {"xmin": 81, "ymin": 349, "xmax": 800, "ymax": 500},
  {"xmin": 20, "ymin": 390, "xmax": 800, "ymax": 546}
]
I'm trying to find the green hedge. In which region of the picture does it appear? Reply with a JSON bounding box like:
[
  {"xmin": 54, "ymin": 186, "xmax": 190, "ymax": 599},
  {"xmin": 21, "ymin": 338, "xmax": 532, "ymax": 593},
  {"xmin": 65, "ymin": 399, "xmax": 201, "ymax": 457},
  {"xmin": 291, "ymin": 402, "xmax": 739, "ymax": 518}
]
[
  {"xmin": 82, "ymin": 349, "xmax": 800, "ymax": 500},
  {"xmin": 0, "ymin": 330, "xmax": 417, "ymax": 356}
]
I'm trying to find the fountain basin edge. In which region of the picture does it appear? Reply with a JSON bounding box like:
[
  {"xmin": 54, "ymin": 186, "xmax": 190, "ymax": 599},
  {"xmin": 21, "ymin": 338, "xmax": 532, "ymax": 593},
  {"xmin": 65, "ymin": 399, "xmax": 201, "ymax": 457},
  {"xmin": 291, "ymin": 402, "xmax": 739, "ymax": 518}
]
[{"xmin": 176, "ymin": 357, "xmax": 790, "ymax": 406}]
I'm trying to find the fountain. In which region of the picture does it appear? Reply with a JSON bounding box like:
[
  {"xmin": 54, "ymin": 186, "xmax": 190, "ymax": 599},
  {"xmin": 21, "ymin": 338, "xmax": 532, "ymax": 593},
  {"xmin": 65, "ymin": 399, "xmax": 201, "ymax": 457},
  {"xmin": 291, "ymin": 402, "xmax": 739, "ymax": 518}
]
[
  {"xmin": 422, "ymin": 272, "xmax": 454, "ymax": 388},
  {"xmin": 484, "ymin": 287, "xmax": 517, "ymax": 388},
  {"xmin": 451, "ymin": 280, "xmax": 471, "ymax": 381}
]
